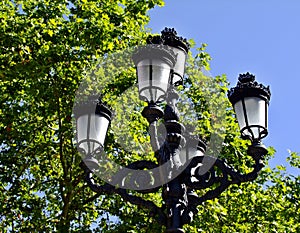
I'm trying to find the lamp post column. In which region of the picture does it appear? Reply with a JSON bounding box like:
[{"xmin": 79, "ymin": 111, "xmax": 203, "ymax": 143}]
[{"xmin": 159, "ymin": 87, "xmax": 187, "ymax": 233}]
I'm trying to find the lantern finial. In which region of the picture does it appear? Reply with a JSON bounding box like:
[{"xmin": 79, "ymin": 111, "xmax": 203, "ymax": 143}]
[
  {"xmin": 146, "ymin": 27, "xmax": 190, "ymax": 52},
  {"xmin": 160, "ymin": 27, "xmax": 190, "ymax": 53},
  {"xmin": 238, "ymin": 72, "xmax": 255, "ymax": 83}
]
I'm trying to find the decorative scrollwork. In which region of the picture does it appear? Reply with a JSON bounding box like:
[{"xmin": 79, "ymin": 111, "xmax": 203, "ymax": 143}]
[
  {"xmin": 82, "ymin": 82, "xmax": 269, "ymax": 232},
  {"xmin": 181, "ymin": 152, "xmax": 266, "ymax": 207},
  {"xmin": 82, "ymin": 162, "xmax": 166, "ymax": 225}
]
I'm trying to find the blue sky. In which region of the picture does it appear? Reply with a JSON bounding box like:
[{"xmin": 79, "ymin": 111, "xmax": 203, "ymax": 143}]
[{"xmin": 147, "ymin": 0, "xmax": 300, "ymax": 175}]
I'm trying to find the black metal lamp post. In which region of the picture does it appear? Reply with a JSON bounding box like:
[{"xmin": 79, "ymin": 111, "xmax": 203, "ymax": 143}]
[{"xmin": 75, "ymin": 28, "xmax": 271, "ymax": 232}]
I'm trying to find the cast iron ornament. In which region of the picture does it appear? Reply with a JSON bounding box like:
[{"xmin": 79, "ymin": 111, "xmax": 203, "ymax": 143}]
[
  {"xmin": 147, "ymin": 27, "xmax": 190, "ymax": 53},
  {"xmin": 81, "ymin": 87, "xmax": 269, "ymax": 232},
  {"xmin": 228, "ymin": 72, "xmax": 271, "ymax": 105},
  {"xmin": 78, "ymin": 29, "xmax": 271, "ymax": 231}
]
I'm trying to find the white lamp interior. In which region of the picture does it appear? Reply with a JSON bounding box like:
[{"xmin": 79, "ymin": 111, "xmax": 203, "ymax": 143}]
[
  {"xmin": 77, "ymin": 113, "xmax": 109, "ymax": 155},
  {"xmin": 137, "ymin": 58, "xmax": 171, "ymax": 102},
  {"xmin": 234, "ymin": 97, "xmax": 267, "ymax": 140},
  {"xmin": 170, "ymin": 47, "xmax": 187, "ymax": 85}
]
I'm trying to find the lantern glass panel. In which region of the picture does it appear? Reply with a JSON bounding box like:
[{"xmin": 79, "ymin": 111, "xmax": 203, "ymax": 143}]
[
  {"xmin": 170, "ymin": 47, "xmax": 187, "ymax": 85},
  {"xmin": 136, "ymin": 58, "xmax": 171, "ymax": 103},
  {"xmin": 77, "ymin": 113, "xmax": 109, "ymax": 155},
  {"xmin": 180, "ymin": 141, "xmax": 205, "ymax": 165},
  {"xmin": 234, "ymin": 96, "xmax": 268, "ymax": 140}
]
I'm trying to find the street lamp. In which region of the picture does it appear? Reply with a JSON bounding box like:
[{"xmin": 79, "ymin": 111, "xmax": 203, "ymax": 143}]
[
  {"xmin": 74, "ymin": 97, "xmax": 113, "ymax": 169},
  {"xmin": 228, "ymin": 72, "xmax": 271, "ymax": 157},
  {"xmin": 75, "ymin": 28, "xmax": 271, "ymax": 232}
]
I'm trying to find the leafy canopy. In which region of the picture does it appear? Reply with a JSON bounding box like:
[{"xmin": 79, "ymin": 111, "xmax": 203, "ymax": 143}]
[{"xmin": 1, "ymin": 0, "xmax": 299, "ymax": 232}]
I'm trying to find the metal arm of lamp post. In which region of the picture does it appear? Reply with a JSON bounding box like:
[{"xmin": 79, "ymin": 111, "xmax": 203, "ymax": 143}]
[{"xmin": 75, "ymin": 28, "xmax": 271, "ymax": 233}]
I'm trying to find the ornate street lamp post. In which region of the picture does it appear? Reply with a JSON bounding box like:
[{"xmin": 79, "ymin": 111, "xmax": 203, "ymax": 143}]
[{"xmin": 74, "ymin": 28, "xmax": 271, "ymax": 232}]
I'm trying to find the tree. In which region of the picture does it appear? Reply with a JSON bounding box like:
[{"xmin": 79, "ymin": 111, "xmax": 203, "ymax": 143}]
[
  {"xmin": 0, "ymin": 0, "xmax": 165, "ymax": 231},
  {"xmin": 1, "ymin": 0, "xmax": 299, "ymax": 232}
]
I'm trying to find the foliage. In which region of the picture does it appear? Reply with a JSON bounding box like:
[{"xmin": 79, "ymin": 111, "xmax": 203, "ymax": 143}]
[
  {"xmin": 1, "ymin": 0, "xmax": 299, "ymax": 232},
  {"xmin": 0, "ymin": 0, "xmax": 164, "ymax": 231}
]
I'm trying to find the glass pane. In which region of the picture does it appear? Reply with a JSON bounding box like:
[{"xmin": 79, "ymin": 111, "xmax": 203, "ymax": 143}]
[
  {"xmin": 170, "ymin": 47, "xmax": 187, "ymax": 84},
  {"xmin": 137, "ymin": 59, "xmax": 171, "ymax": 102},
  {"xmin": 180, "ymin": 147, "xmax": 187, "ymax": 165},
  {"xmin": 234, "ymin": 100, "xmax": 246, "ymax": 130},
  {"xmin": 77, "ymin": 114, "xmax": 89, "ymax": 143},
  {"xmin": 234, "ymin": 97, "xmax": 267, "ymax": 140},
  {"xmin": 244, "ymin": 97, "xmax": 266, "ymax": 127},
  {"xmin": 77, "ymin": 114, "xmax": 109, "ymax": 155},
  {"xmin": 92, "ymin": 114, "xmax": 109, "ymax": 146},
  {"xmin": 180, "ymin": 140, "xmax": 204, "ymax": 164}
]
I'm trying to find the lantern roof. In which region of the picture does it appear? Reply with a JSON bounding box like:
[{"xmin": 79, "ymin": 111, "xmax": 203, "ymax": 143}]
[
  {"xmin": 74, "ymin": 96, "xmax": 112, "ymax": 121},
  {"xmin": 228, "ymin": 72, "xmax": 271, "ymax": 105},
  {"xmin": 132, "ymin": 44, "xmax": 177, "ymax": 68},
  {"xmin": 147, "ymin": 27, "xmax": 190, "ymax": 53}
]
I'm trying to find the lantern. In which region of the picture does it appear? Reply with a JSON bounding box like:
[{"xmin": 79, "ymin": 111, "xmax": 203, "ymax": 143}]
[
  {"xmin": 74, "ymin": 97, "xmax": 112, "ymax": 168},
  {"xmin": 228, "ymin": 73, "xmax": 271, "ymax": 143},
  {"xmin": 132, "ymin": 45, "xmax": 177, "ymax": 103}
]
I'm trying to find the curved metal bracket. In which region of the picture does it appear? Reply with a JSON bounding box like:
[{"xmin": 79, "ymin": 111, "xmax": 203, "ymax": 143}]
[
  {"xmin": 81, "ymin": 161, "xmax": 167, "ymax": 225},
  {"xmin": 80, "ymin": 86, "xmax": 269, "ymax": 232},
  {"xmin": 180, "ymin": 148, "xmax": 266, "ymax": 224}
]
